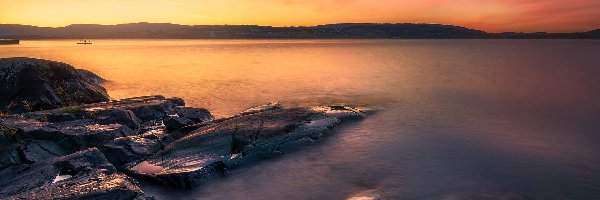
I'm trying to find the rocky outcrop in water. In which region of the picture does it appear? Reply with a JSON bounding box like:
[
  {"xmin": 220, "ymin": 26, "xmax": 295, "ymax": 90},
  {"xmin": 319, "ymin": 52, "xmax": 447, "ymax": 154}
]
[
  {"xmin": 0, "ymin": 59, "xmax": 371, "ymax": 199},
  {"xmin": 0, "ymin": 57, "xmax": 110, "ymax": 113},
  {"xmin": 126, "ymin": 105, "xmax": 365, "ymax": 188}
]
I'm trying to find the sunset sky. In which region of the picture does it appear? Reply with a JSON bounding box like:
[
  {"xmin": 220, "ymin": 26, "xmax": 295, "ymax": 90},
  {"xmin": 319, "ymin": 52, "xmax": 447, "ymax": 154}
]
[{"xmin": 0, "ymin": 0, "xmax": 599, "ymax": 32}]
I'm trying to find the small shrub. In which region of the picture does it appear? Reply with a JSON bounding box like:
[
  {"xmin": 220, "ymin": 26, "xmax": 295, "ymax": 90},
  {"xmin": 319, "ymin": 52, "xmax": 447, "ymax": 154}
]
[
  {"xmin": 39, "ymin": 115, "xmax": 49, "ymax": 122},
  {"xmin": 0, "ymin": 124, "xmax": 18, "ymax": 141},
  {"xmin": 62, "ymin": 105, "xmax": 85, "ymax": 113}
]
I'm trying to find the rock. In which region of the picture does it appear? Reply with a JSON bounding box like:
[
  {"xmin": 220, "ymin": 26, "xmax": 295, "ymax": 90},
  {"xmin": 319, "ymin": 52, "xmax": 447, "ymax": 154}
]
[
  {"xmin": 77, "ymin": 69, "xmax": 106, "ymax": 84},
  {"xmin": 0, "ymin": 130, "xmax": 8, "ymax": 145},
  {"xmin": 101, "ymin": 136, "xmax": 163, "ymax": 169},
  {"xmin": 158, "ymin": 103, "xmax": 278, "ymax": 148},
  {"xmin": 86, "ymin": 96, "xmax": 178, "ymax": 122},
  {"xmin": 95, "ymin": 108, "xmax": 142, "ymax": 129},
  {"xmin": 0, "ymin": 145, "xmax": 22, "ymax": 169},
  {"xmin": 128, "ymin": 102, "xmax": 176, "ymax": 122},
  {"xmin": 0, "ymin": 57, "xmax": 110, "ymax": 113},
  {"xmin": 47, "ymin": 120, "xmax": 137, "ymax": 150},
  {"xmin": 310, "ymin": 105, "xmax": 367, "ymax": 121},
  {"xmin": 235, "ymin": 102, "xmax": 283, "ymax": 117},
  {"xmin": 164, "ymin": 116, "xmax": 194, "ymax": 131},
  {"xmin": 0, "ymin": 95, "xmax": 198, "ymax": 168},
  {"xmin": 176, "ymin": 107, "xmax": 214, "ymax": 123},
  {"xmin": 0, "ymin": 148, "xmax": 150, "ymax": 200},
  {"xmin": 20, "ymin": 140, "xmax": 69, "ymax": 163},
  {"xmin": 46, "ymin": 113, "xmax": 77, "ymax": 122},
  {"xmin": 167, "ymin": 97, "xmax": 185, "ymax": 107},
  {"xmin": 0, "ymin": 131, "xmax": 23, "ymax": 168},
  {"xmin": 1, "ymin": 118, "xmax": 137, "ymax": 165},
  {"xmin": 128, "ymin": 105, "xmax": 366, "ymax": 188}
]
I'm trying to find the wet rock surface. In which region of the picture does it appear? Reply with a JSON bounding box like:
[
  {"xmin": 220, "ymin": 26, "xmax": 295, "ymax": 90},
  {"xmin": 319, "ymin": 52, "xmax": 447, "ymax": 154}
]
[
  {"xmin": 127, "ymin": 105, "xmax": 366, "ymax": 188},
  {"xmin": 164, "ymin": 116, "xmax": 194, "ymax": 131},
  {"xmin": 0, "ymin": 57, "xmax": 110, "ymax": 113},
  {"xmin": 76, "ymin": 69, "xmax": 106, "ymax": 84},
  {"xmin": 0, "ymin": 148, "xmax": 150, "ymax": 200},
  {"xmin": 0, "ymin": 99, "xmax": 369, "ymax": 198},
  {"xmin": 101, "ymin": 135, "xmax": 163, "ymax": 169},
  {"xmin": 175, "ymin": 107, "xmax": 213, "ymax": 123}
]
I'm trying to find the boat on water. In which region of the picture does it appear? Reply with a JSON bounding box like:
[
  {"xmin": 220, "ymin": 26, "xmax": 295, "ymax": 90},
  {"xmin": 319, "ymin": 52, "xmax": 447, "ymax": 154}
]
[
  {"xmin": 0, "ymin": 39, "xmax": 20, "ymax": 45},
  {"xmin": 77, "ymin": 39, "xmax": 92, "ymax": 45}
]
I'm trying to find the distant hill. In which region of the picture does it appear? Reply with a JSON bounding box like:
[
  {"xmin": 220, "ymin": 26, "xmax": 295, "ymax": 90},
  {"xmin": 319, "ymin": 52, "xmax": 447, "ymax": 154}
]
[{"xmin": 0, "ymin": 22, "xmax": 598, "ymax": 39}]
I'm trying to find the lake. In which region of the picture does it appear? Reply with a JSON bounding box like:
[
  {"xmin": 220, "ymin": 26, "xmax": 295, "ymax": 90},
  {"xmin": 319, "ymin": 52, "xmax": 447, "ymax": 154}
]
[{"xmin": 1, "ymin": 39, "xmax": 599, "ymax": 199}]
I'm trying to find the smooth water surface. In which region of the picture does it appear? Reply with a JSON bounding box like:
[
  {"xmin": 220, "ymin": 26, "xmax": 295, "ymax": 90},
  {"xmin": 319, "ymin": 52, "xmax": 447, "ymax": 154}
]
[{"xmin": 2, "ymin": 39, "xmax": 600, "ymax": 199}]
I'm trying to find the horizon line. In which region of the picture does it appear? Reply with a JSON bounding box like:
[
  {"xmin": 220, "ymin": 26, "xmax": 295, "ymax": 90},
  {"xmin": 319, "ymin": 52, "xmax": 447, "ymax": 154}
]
[{"xmin": 2, "ymin": 22, "xmax": 598, "ymax": 34}]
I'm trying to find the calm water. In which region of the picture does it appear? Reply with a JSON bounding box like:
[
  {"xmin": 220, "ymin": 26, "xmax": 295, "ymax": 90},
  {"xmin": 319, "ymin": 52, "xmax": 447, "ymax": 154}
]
[{"xmin": 1, "ymin": 39, "xmax": 600, "ymax": 199}]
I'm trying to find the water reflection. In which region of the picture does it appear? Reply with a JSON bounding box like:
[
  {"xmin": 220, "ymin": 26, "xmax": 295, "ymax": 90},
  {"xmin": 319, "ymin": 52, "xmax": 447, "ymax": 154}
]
[{"xmin": 2, "ymin": 39, "xmax": 600, "ymax": 199}]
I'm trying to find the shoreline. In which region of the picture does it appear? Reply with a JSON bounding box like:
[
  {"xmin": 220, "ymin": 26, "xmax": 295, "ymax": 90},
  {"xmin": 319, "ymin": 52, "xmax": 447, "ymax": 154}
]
[{"xmin": 0, "ymin": 57, "xmax": 371, "ymax": 199}]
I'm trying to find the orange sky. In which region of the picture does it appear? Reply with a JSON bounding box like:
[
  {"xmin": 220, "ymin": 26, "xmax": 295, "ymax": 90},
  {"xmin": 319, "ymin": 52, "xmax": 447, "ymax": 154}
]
[{"xmin": 0, "ymin": 0, "xmax": 598, "ymax": 32}]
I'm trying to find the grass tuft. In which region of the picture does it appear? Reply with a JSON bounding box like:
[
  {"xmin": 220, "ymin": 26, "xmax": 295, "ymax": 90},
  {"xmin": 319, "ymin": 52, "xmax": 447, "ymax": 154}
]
[
  {"xmin": 0, "ymin": 124, "xmax": 18, "ymax": 141},
  {"xmin": 62, "ymin": 105, "xmax": 85, "ymax": 113}
]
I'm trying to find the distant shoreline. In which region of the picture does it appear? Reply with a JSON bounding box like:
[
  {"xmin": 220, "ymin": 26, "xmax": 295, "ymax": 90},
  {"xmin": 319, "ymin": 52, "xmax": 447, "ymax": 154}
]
[{"xmin": 2, "ymin": 23, "xmax": 598, "ymax": 40}]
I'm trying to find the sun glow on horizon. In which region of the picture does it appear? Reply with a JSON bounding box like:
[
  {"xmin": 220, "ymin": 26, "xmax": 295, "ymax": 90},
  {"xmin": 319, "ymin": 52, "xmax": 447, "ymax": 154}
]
[{"xmin": 0, "ymin": 0, "xmax": 599, "ymax": 32}]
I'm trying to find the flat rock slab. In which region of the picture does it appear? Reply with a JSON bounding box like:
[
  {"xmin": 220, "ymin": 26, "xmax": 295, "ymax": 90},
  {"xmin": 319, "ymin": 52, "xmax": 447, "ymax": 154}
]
[
  {"xmin": 175, "ymin": 107, "xmax": 213, "ymax": 123},
  {"xmin": 17, "ymin": 95, "xmax": 191, "ymax": 126},
  {"xmin": 0, "ymin": 148, "xmax": 149, "ymax": 200},
  {"xmin": 8, "ymin": 118, "xmax": 136, "ymax": 147},
  {"xmin": 102, "ymin": 135, "xmax": 164, "ymax": 169},
  {"xmin": 0, "ymin": 118, "xmax": 136, "ymax": 164},
  {"xmin": 128, "ymin": 105, "xmax": 366, "ymax": 188},
  {"xmin": 84, "ymin": 96, "xmax": 182, "ymax": 122}
]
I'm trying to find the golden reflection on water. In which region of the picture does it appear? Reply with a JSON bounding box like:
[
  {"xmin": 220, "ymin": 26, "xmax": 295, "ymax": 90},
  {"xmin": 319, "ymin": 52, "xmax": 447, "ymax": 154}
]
[{"xmin": 0, "ymin": 39, "xmax": 389, "ymax": 117}]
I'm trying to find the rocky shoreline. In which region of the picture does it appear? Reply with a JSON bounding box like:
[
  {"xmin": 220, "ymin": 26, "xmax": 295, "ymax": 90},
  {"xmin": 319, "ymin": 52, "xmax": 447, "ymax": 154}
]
[{"xmin": 0, "ymin": 58, "xmax": 370, "ymax": 199}]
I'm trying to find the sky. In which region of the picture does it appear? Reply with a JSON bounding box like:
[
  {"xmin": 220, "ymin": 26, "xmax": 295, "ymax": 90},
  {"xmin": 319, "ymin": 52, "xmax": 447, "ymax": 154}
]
[{"xmin": 0, "ymin": 0, "xmax": 598, "ymax": 32}]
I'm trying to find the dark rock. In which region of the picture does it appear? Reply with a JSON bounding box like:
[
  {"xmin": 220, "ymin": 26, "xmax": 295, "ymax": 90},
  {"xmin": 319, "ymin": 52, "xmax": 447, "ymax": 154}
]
[
  {"xmin": 76, "ymin": 69, "xmax": 106, "ymax": 84},
  {"xmin": 95, "ymin": 108, "xmax": 142, "ymax": 129},
  {"xmin": 128, "ymin": 105, "xmax": 366, "ymax": 188},
  {"xmin": 158, "ymin": 103, "xmax": 295, "ymax": 152},
  {"xmin": 0, "ymin": 130, "xmax": 7, "ymax": 145},
  {"xmin": 102, "ymin": 136, "xmax": 163, "ymax": 169},
  {"xmin": 18, "ymin": 96, "xmax": 181, "ymax": 126},
  {"xmin": 20, "ymin": 140, "xmax": 70, "ymax": 163},
  {"xmin": 0, "ymin": 118, "xmax": 137, "ymax": 165},
  {"xmin": 46, "ymin": 113, "xmax": 76, "ymax": 122},
  {"xmin": 167, "ymin": 97, "xmax": 185, "ymax": 107},
  {"xmin": 0, "ymin": 148, "xmax": 149, "ymax": 200},
  {"xmin": 0, "ymin": 57, "xmax": 110, "ymax": 113},
  {"xmin": 0, "ymin": 131, "xmax": 23, "ymax": 168},
  {"xmin": 235, "ymin": 102, "xmax": 283, "ymax": 117},
  {"xmin": 7, "ymin": 118, "xmax": 136, "ymax": 149},
  {"xmin": 47, "ymin": 120, "xmax": 137, "ymax": 149},
  {"xmin": 311, "ymin": 105, "xmax": 367, "ymax": 121},
  {"xmin": 164, "ymin": 116, "xmax": 194, "ymax": 131},
  {"xmin": 86, "ymin": 96, "xmax": 178, "ymax": 122},
  {"xmin": 128, "ymin": 102, "xmax": 176, "ymax": 122},
  {"xmin": 0, "ymin": 145, "xmax": 22, "ymax": 169},
  {"xmin": 0, "ymin": 95, "xmax": 197, "ymax": 169},
  {"xmin": 176, "ymin": 107, "xmax": 214, "ymax": 123}
]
